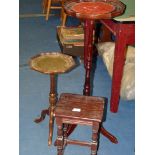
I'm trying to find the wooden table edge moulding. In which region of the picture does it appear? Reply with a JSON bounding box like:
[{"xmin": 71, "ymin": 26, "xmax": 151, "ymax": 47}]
[
  {"xmin": 29, "ymin": 52, "xmax": 76, "ymax": 146},
  {"xmin": 57, "ymin": 0, "xmax": 126, "ymax": 144}
]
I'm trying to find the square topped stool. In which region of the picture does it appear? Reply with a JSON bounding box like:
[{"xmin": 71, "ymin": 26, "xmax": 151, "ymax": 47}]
[{"xmin": 54, "ymin": 93, "xmax": 105, "ymax": 155}]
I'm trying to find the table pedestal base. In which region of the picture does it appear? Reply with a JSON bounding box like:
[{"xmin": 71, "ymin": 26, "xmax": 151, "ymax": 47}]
[
  {"xmin": 34, "ymin": 74, "xmax": 56, "ymax": 146},
  {"xmin": 82, "ymin": 20, "xmax": 118, "ymax": 144}
]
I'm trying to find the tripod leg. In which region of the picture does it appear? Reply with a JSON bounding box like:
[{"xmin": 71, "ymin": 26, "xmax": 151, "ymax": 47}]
[
  {"xmin": 34, "ymin": 109, "xmax": 49, "ymax": 123},
  {"xmin": 66, "ymin": 124, "xmax": 77, "ymax": 137},
  {"xmin": 100, "ymin": 126, "xmax": 118, "ymax": 144}
]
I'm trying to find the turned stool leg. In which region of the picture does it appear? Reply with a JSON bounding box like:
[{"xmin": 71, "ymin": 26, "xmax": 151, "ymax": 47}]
[
  {"xmin": 56, "ymin": 119, "xmax": 64, "ymax": 155},
  {"xmin": 91, "ymin": 122, "xmax": 100, "ymax": 155},
  {"xmin": 48, "ymin": 74, "xmax": 57, "ymax": 145},
  {"xmin": 63, "ymin": 124, "xmax": 68, "ymax": 146}
]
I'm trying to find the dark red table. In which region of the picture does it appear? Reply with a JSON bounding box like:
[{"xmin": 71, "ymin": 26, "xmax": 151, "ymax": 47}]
[
  {"xmin": 63, "ymin": 0, "xmax": 126, "ymax": 144},
  {"xmin": 100, "ymin": 19, "xmax": 135, "ymax": 112}
]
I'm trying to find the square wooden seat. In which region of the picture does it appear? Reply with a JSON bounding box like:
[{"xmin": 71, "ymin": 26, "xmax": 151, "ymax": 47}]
[{"xmin": 54, "ymin": 93, "xmax": 105, "ymax": 155}]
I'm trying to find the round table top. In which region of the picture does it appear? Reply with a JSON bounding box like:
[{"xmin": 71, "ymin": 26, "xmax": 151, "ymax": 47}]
[
  {"xmin": 29, "ymin": 52, "xmax": 76, "ymax": 74},
  {"xmin": 64, "ymin": 0, "xmax": 126, "ymax": 20}
]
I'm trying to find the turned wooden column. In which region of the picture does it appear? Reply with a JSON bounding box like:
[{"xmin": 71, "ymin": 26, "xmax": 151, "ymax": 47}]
[
  {"xmin": 83, "ymin": 19, "xmax": 94, "ymax": 95},
  {"xmin": 48, "ymin": 73, "xmax": 57, "ymax": 145}
]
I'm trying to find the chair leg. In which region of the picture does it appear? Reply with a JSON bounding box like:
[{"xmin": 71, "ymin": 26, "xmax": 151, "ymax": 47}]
[
  {"xmin": 61, "ymin": 0, "xmax": 67, "ymax": 26},
  {"xmin": 46, "ymin": 0, "xmax": 52, "ymax": 21},
  {"xmin": 42, "ymin": 0, "xmax": 48, "ymax": 14},
  {"xmin": 61, "ymin": 13, "xmax": 67, "ymax": 26}
]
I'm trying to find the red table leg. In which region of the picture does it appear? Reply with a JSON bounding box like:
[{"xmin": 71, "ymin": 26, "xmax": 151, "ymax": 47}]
[
  {"xmin": 100, "ymin": 19, "xmax": 135, "ymax": 113},
  {"xmin": 110, "ymin": 27, "xmax": 127, "ymax": 112}
]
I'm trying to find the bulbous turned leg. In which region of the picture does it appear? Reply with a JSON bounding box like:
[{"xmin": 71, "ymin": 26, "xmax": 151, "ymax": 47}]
[
  {"xmin": 54, "ymin": 124, "xmax": 76, "ymax": 146},
  {"xmin": 48, "ymin": 74, "xmax": 57, "ymax": 146},
  {"xmin": 34, "ymin": 109, "xmax": 49, "ymax": 123}
]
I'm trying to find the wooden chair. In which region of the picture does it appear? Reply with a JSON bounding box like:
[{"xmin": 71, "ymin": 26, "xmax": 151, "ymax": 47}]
[
  {"xmin": 54, "ymin": 93, "xmax": 105, "ymax": 155},
  {"xmin": 42, "ymin": 0, "xmax": 67, "ymax": 26}
]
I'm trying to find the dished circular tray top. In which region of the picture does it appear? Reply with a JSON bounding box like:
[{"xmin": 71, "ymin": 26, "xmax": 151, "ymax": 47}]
[
  {"xmin": 64, "ymin": 0, "xmax": 125, "ymax": 19},
  {"xmin": 72, "ymin": 2, "xmax": 115, "ymax": 15}
]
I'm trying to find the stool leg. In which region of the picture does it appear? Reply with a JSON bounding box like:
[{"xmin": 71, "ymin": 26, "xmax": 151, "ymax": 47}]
[
  {"xmin": 56, "ymin": 118, "xmax": 64, "ymax": 155},
  {"xmin": 55, "ymin": 124, "xmax": 76, "ymax": 145},
  {"xmin": 91, "ymin": 122, "xmax": 100, "ymax": 155},
  {"xmin": 46, "ymin": 0, "xmax": 52, "ymax": 21},
  {"xmin": 48, "ymin": 74, "xmax": 57, "ymax": 146},
  {"xmin": 55, "ymin": 124, "xmax": 68, "ymax": 147},
  {"xmin": 63, "ymin": 124, "xmax": 68, "ymax": 146}
]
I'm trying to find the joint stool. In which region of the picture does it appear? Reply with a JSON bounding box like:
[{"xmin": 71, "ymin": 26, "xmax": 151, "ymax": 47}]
[
  {"xmin": 54, "ymin": 93, "xmax": 105, "ymax": 155},
  {"xmin": 29, "ymin": 52, "xmax": 75, "ymax": 145}
]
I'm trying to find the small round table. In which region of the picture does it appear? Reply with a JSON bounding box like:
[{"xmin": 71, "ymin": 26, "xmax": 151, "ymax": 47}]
[
  {"xmin": 63, "ymin": 0, "xmax": 125, "ymax": 143},
  {"xmin": 29, "ymin": 52, "xmax": 75, "ymax": 145}
]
